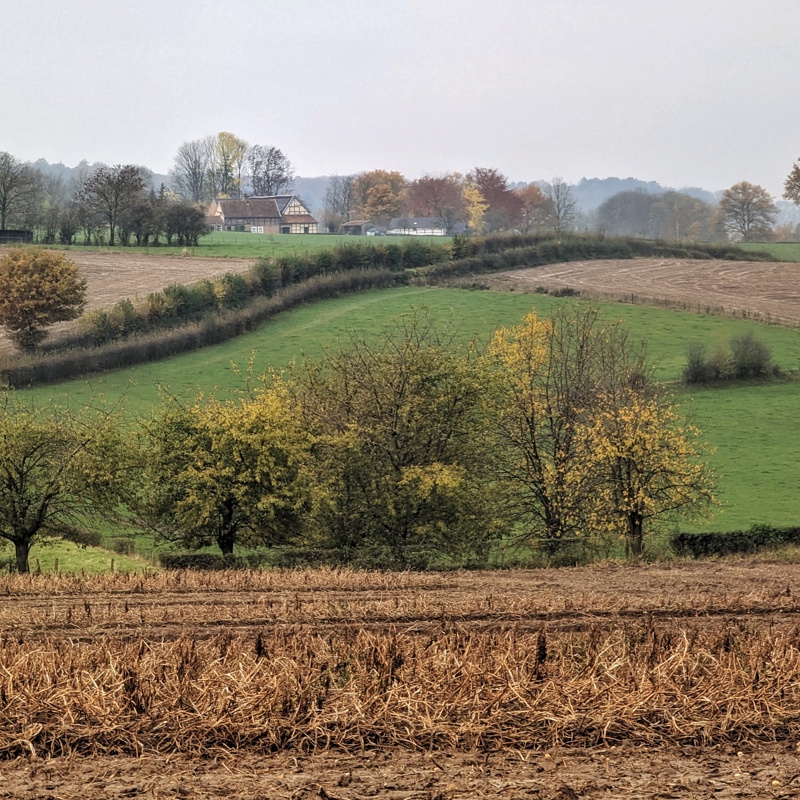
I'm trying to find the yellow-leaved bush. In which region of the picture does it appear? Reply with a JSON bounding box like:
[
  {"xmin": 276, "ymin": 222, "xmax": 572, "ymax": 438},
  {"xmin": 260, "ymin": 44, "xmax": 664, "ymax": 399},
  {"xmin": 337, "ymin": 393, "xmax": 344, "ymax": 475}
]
[{"xmin": 137, "ymin": 380, "xmax": 315, "ymax": 555}]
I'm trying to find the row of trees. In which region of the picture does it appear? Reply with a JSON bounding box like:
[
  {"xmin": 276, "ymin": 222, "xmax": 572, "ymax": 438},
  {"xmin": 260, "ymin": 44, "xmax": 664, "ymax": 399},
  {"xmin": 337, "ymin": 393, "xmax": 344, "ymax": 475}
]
[
  {"xmin": 325, "ymin": 170, "xmax": 797, "ymax": 241},
  {"xmin": 0, "ymin": 152, "xmax": 209, "ymax": 247},
  {"xmin": 595, "ymin": 181, "xmax": 787, "ymax": 243},
  {"xmin": 170, "ymin": 132, "xmax": 294, "ymax": 203},
  {"xmin": 7, "ymin": 134, "xmax": 800, "ymax": 243},
  {"xmin": 321, "ymin": 169, "xmax": 580, "ymax": 235},
  {"xmin": 0, "ymin": 309, "xmax": 716, "ymax": 573}
]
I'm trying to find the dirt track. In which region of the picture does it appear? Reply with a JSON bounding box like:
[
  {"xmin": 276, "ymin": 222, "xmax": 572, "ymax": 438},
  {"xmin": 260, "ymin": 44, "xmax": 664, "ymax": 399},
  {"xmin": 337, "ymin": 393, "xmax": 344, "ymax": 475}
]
[{"xmin": 6, "ymin": 745, "xmax": 800, "ymax": 799}]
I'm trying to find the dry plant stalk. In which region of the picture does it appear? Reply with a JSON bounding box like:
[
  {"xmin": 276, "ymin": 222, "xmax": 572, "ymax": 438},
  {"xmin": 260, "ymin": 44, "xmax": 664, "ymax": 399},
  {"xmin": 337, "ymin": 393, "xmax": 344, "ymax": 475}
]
[{"xmin": 0, "ymin": 621, "xmax": 798, "ymax": 759}]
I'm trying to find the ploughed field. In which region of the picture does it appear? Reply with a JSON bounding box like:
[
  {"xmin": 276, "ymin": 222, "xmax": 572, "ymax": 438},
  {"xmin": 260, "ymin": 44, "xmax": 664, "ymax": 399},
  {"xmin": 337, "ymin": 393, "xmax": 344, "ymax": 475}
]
[
  {"xmin": 3, "ymin": 562, "xmax": 800, "ymax": 798},
  {"xmin": 0, "ymin": 250, "xmax": 254, "ymax": 354},
  {"xmin": 486, "ymin": 258, "xmax": 800, "ymax": 327}
]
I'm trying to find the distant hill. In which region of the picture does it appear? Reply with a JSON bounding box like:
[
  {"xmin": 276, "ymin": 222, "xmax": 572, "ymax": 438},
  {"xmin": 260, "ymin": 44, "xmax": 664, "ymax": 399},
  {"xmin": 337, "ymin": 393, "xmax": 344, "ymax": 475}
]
[
  {"xmin": 292, "ymin": 176, "xmax": 329, "ymax": 217},
  {"xmin": 30, "ymin": 158, "xmax": 170, "ymax": 191}
]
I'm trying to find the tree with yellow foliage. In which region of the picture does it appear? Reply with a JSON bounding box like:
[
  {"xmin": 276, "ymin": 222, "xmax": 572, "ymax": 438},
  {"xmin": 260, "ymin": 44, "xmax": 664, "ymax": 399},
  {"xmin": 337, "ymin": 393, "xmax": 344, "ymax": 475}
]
[
  {"xmin": 461, "ymin": 183, "xmax": 487, "ymax": 233},
  {"xmin": 0, "ymin": 248, "xmax": 87, "ymax": 349},
  {"xmin": 585, "ymin": 386, "xmax": 715, "ymax": 558},
  {"xmin": 487, "ymin": 307, "xmax": 715, "ymax": 558},
  {"xmin": 294, "ymin": 313, "xmax": 501, "ymax": 568},
  {"xmin": 486, "ymin": 307, "xmax": 606, "ymax": 553},
  {"xmin": 138, "ymin": 382, "xmax": 314, "ymax": 555}
]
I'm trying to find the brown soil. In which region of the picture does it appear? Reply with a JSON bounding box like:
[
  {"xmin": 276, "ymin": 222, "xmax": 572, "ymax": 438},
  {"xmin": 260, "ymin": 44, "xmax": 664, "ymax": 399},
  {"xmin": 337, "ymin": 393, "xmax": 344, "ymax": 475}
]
[
  {"xmin": 5, "ymin": 745, "xmax": 800, "ymax": 799},
  {"xmin": 2, "ymin": 562, "xmax": 800, "ymax": 797},
  {"xmin": 483, "ymin": 258, "xmax": 800, "ymax": 326}
]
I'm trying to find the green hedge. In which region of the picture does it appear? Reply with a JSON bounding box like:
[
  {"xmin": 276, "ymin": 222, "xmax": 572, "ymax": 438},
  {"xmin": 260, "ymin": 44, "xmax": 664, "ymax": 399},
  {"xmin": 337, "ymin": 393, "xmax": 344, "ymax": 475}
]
[
  {"xmin": 1, "ymin": 269, "xmax": 406, "ymax": 387},
  {"xmin": 1, "ymin": 235, "xmax": 772, "ymax": 388},
  {"xmin": 670, "ymin": 525, "xmax": 800, "ymax": 558},
  {"xmin": 159, "ymin": 552, "xmax": 272, "ymax": 570}
]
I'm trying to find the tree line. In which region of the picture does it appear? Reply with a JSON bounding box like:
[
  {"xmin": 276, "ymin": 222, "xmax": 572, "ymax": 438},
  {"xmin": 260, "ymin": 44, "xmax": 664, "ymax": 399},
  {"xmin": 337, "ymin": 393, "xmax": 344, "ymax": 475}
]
[
  {"xmin": 0, "ymin": 153, "xmax": 208, "ymax": 248},
  {"xmin": 0, "ymin": 309, "xmax": 716, "ymax": 574},
  {"xmin": 5, "ymin": 133, "xmax": 800, "ymax": 244}
]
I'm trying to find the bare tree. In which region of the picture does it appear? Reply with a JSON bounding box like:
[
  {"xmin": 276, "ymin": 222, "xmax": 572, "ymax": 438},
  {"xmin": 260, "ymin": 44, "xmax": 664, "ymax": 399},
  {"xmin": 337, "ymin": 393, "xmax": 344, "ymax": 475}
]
[
  {"xmin": 719, "ymin": 181, "xmax": 777, "ymax": 241},
  {"xmin": 77, "ymin": 164, "xmax": 148, "ymax": 246},
  {"xmin": 323, "ymin": 174, "xmax": 358, "ymax": 231},
  {"xmin": 170, "ymin": 136, "xmax": 215, "ymax": 203},
  {"xmin": 543, "ymin": 177, "xmax": 578, "ymax": 235},
  {"xmin": 247, "ymin": 144, "xmax": 294, "ymax": 196},
  {"xmin": 0, "ymin": 152, "xmax": 40, "ymax": 229},
  {"xmin": 211, "ymin": 132, "xmax": 248, "ymax": 198}
]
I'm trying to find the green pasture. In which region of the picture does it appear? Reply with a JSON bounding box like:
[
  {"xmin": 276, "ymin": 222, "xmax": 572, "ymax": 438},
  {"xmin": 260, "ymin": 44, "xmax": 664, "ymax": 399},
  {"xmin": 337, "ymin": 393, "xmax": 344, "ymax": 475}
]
[
  {"xmin": 738, "ymin": 241, "xmax": 800, "ymax": 262},
  {"xmin": 684, "ymin": 382, "xmax": 800, "ymax": 531},
  {"xmin": 0, "ymin": 538, "xmax": 150, "ymax": 574},
  {"xmin": 28, "ymin": 286, "xmax": 800, "ymax": 410},
  {"xmin": 21, "ymin": 286, "xmax": 800, "ymax": 536},
  {"xmin": 51, "ymin": 232, "xmax": 451, "ymax": 261}
]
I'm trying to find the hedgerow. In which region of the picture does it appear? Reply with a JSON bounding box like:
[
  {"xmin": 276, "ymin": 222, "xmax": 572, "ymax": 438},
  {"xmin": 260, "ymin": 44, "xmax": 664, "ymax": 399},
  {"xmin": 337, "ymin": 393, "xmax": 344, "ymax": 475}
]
[{"xmin": 0, "ymin": 235, "xmax": 771, "ymax": 388}]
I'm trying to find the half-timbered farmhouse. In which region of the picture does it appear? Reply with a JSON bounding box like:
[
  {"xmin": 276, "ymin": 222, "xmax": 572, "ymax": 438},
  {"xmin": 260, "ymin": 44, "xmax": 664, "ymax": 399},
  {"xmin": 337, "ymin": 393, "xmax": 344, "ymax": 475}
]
[{"xmin": 207, "ymin": 196, "xmax": 318, "ymax": 234}]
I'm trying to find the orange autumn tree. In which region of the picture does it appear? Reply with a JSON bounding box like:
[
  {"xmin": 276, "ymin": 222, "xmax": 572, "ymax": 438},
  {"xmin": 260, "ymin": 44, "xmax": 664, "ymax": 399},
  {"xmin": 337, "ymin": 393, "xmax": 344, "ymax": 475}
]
[{"xmin": 0, "ymin": 248, "xmax": 87, "ymax": 349}]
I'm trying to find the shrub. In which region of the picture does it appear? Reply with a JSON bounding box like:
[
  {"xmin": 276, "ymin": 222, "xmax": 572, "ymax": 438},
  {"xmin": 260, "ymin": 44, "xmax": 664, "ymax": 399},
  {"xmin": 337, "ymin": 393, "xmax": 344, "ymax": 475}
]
[
  {"xmin": 108, "ymin": 298, "xmax": 144, "ymax": 336},
  {"xmin": 670, "ymin": 525, "xmax": 800, "ymax": 558},
  {"xmin": 214, "ymin": 272, "xmax": 249, "ymax": 309},
  {"xmin": 63, "ymin": 528, "xmax": 104, "ymax": 548},
  {"xmin": 252, "ymin": 258, "xmax": 280, "ymax": 294},
  {"xmin": 729, "ymin": 331, "xmax": 774, "ymax": 378},
  {"xmin": 683, "ymin": 332, "xmax": 777, "ymax": 385},
  {"xmin": 110, "ymin": 537, "xmax": 136, "ymax": 555},
  {"xmin": 159, "ymin": 552, "xmax": 272, "ymax": 570},
  {"xmin": 683, "ymin": 343, "xmax": 714, "ymax": 384},
  {"xmin": 159, "ymin": 553, "xmax": 239, "ymax": 570}
]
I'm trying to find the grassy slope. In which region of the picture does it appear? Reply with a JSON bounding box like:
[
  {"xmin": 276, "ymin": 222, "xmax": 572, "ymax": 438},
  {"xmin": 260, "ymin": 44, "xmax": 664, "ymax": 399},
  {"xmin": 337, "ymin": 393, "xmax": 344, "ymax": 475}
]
[
  {"xmin": 28, "ymin": 286, "xmax": 800, "ymax": 406},
  {"xmin": 686, "ymin": 383, "xmax": 800, "ymax": 530},
  {"xmin": 24, "ymin": 286, "xmax": 800, "ymax": 533}
]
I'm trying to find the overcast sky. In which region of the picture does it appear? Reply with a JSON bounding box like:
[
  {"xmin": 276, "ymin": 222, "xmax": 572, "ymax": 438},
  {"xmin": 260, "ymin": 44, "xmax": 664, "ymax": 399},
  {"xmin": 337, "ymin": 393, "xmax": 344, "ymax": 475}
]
[{"xmin": 2, "ymin": 0, "xmax": 799, "ymax": 195}]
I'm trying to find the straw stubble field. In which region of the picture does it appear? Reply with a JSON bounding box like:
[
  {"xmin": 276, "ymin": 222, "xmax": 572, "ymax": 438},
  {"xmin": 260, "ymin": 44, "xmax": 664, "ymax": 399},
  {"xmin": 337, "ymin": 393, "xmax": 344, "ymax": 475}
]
[{"xmin": 2, "ymin": 562, "xmax": 800, "ymax": 798}]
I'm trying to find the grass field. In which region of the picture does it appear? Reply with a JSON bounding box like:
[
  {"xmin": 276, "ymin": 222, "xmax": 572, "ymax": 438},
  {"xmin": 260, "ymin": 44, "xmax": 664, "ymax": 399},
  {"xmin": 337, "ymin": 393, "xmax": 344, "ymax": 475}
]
[
  {"xmin": 24, "ymin": 286, "xmax": 800, "ymax": 534},
  {"xmin": 738, "ymin": 240, "xmax": 800, "ymax": 261},
  {"xmin": 27, "ymin": 286, "xmax": 800, "ymax": 408},
  {"xmin": 51, "ymin": 231, "xmax": 451, "ymax": 260}
]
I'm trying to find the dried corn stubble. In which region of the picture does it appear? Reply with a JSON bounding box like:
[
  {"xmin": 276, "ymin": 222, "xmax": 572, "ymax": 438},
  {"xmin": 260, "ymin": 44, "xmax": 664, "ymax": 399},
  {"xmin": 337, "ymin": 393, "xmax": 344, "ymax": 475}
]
[{"xmin": 0, "ymin": 621, "xmax": 799, "ymax": 759}]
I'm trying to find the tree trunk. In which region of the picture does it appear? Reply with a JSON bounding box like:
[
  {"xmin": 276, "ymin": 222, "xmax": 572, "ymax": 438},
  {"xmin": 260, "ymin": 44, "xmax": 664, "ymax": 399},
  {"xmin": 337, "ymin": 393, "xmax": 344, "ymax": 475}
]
[
  {"xmin": 14, "ymin": 539, "xmax": 31, "ymax": 574},
  {"xmin": 217, "ymin": 529, "xmax": 236, "ymax": 556},
  {"xmin": 627, "ymin": 513, "xmax": 644, "ymax": 558}
]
